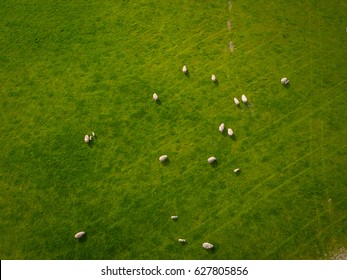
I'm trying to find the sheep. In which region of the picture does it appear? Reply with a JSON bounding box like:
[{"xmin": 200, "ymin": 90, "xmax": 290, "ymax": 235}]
[
  {"xmin": 171, "ymin": 216, "xmax": 178, "ymax": 220},
  {"xmin": 208, "ymin": 156, "xmax": 216, "ymax": 163},
  {"xmin": 92, "ymin": 132, "xmax": 95, "ymax": 137},
  {"xmin": 89, "ymin": 135, "xmax": 93, "ymax": 141},
  {"xmin": 281, "ymin": 77, "xmax": 289, "ymax": 85},
  {"xmin": 153, "ymin": 93, "xmax": 159, "ymax": 101},
  {"xmin": 202, "ymin": 242, "xmax": 214, "ymax": 249},
  {"xmin": 241, "ymin": 94, "xmax": 248, "ymax": 103},
  {"xmin": 182, "ymin": 65, "xmax": 187, "ymax": 73},
  {"xmin": 234, "ymin": 168, "xmax": 241, "ymax": 173},
  {"xmin": 211, "ymin": 74, "xmax": 217, "ymax": 82},
  {"xmin": 219, "ymin": 123, "xmax": 225, "ymax": 133},
  {"xmin": 84, "ymin": 135, "xmax": 90, "ymax": 143},
  {"xmin": 227, "ymin": 128, "xmax": 234, "ymax": 136},
  {"xmin": 178, "ymin": 239, "xmax": 186, "ymax": 243},
  {"xmin": 75, "ymin": 231, "xmax": 86, "ymax": 239},
  {"xmin": 159, "ymin": 155, "xmax": 168, "ymax": 162},
  {"xmin": 234, "ymin": 97, "xmax": 240, "ymax": 106}
]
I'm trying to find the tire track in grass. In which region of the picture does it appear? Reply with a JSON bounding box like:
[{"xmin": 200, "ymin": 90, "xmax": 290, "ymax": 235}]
[
  {"xmin": 292, "ymin": 216, "xmax": 347, "ymax": 259},
  {"xmin": 307, "ymin": 8, "xmax": 317, "ymax": 236},
  {"xmin": 266, "ymin": 202, "xmax": 347, "ymax": 259},
  {"xmin": 151, "ymin": 140, "xmax": 344, "ymax": 240},
  {"xmin": 242, "ymin": 33, "xmax": 282, "ymax": 57},
  {"xmin": 180, "ymin": 168, "xmax": 310, "ymax": 243},
  {"xmin": 306, "ymin": 6, "xmax": 329, "ymax": 240},
  {"xmin": 231, "ymin": 110, "xmax": 340, "ymax": 177},
  {"xmin": 213, "ymin": 167, "xmax": 309, "ymax": 219},
  {"xmin": 239, "ymin": 135, "xmax": 342, "ymax": 201},
  {"xmin": 235, "ymin": 83, "xmax": 344, "ymax": 158},
  {"xmin": 277, "ymin": 44, "xmax": 338, "ymax": 79},
  {"xmin": 317, "ymin": 10, "xmax": 328, "ymax": 207},
  {"xmin": 204, "ymin": 140, "xmax": 342, "ymax": 236}
]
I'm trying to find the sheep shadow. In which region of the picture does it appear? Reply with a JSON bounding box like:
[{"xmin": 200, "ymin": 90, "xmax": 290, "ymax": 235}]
[
  {"xmin": 244, "ymin": 102, "xmax": 251, "ymax": 108},
  {"xmin": 236, "ymin": 103, "xmax": 242, "ymax": 109},
  {"xmin": 210, "ymin": 160, "xmax": 218, "ymax": 168},
  {"xmin": 283, "ymin": 83, "xmax": 291, "ymax": 89},
  {"xmin": 213, "ymin": 79, "xmax": 219, "ymax": 86},
  {"xmin": 76, "ymin": 234, "xmax": 88, "ymax": 243},
  {"xmin": 161, "ymin": 158, "xmax": 170, "ymax": 166},
  {"xmin": 230, "ymin": 134, "xmax": 237, "ymax": 141},
  {"xmin": 204, "ymin": 246, "xmax": 217, "ymax": 254},
  {"xmin": 184, "ymin": 70, "xmax": 190, "ymax": 78},
  {"xmin": 155, "ymin": 99, "xmax": 162, "ymax": 105},
  {"xmin": 87, "ymin": 141, "xmax": 95, "ymax": 148}
]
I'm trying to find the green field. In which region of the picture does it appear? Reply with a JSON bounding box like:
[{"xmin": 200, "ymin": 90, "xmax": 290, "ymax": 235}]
[{"xmin": 0, "ymin": 0, "xmax": 346, "ymax": 260}]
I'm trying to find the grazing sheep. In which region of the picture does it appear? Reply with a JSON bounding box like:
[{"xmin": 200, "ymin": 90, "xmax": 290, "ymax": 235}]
[
  {"xmin": 227, "ymin": 128, "xmax": 234, "ymax": 136},
  {"xmin": 84, "ymin": 135, "xmax": 90, "ymax": 143},
  {"xmin": 234, "ymin": 168, "xmax": 241, "ymax": 173},
  {"xmin": 219, "ymin": 123, "xmax": 225, "ymax": 133},
  {"xmin": 159, "ymin": 155, "xmax": 168, "ymax": 162},
  {"xmin": 234, "ymin": 97, "xmax": 240, "ymax": 106},
  {"xmin": 92, "ymin": 132, "xmax": 95, "ymax": 137},
  {"xmin": 202, "ymin": 242, "xmax": 214, "ymax": 249},
  {"xmin": 75, "ymin": 231, "xmax": 86, "ymax": 239},
  {"xmin": 182, "ymin": 65, "xmax": 187, "ymax": 73},
  {"xmin": 281, "ymin": 77, "xmax": 289, "ymax": 85},
  {"xmin": 242, "ymin": 94, "xmax": 248, "ymax": 103},
  {"xmin": 178, "ymin": 239, "xmax": 186, "ymax": 243},
  {"xmin": 208, "ymin": 156, "xmax": 217, "ymax": 164},
  {"xmin": 171, "ymin": 216, "xmax": 178, "ymax": 220},
  {"xmin": 211, "ymin": 74, "xmax": 217, "ymax": 82},
  {"xmin": 153, "ymin": 93, "xmax": 159, "ymax": 101}
]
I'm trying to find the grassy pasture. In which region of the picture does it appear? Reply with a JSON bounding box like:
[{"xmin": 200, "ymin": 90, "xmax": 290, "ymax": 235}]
[{"xmin": 0, "ymin": 0, "xmax": 346, "ymax": 259}]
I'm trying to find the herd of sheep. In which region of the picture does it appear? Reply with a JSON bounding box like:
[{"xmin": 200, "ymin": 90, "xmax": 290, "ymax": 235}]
[{"xmin": 79, "ymin": 64, "xmax": 289, "ymax": 251}]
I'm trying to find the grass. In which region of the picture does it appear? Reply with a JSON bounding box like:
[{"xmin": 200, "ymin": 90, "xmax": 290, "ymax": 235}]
[{"xmin": 0, "ymin": 0, "xmax": 346, "ymax": 260}]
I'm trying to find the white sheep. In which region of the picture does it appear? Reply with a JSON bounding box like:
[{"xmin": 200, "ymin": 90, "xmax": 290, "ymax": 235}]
[
  {"xmin": 242, "ymin": 94, "xmax": 248, "ymax": 103},
  {"xmin": 159, "ymin": 155, "xmax": 168, "ymax": 162},
  {"xmin": 89, "ymin": 135, "xmax": 93, "ymax": 141},
  {"xmin": 84, "ymin": 135, "xmax": 90, "ymax": 143},
  {"xmin": 234, "ymin": 168, "xmax": 241, "ymax": 173},
  {"xmin": 153, "ymin": 93, "xmax": 159, "ymax": 101},
  {"xmin": 281, "ymin": 77, "xmax": 289, "ymax": 85},
  {"xmin": 208, "ymin": 156, "xmax": 216, "ymax": 163},
  {"xmin": 202, "ymin": 242, "xmax": 214, "ymax": 249},
  {"xmin": 227, "ymin": 128, "xmax": 234, "ymax": 136},
  {"xmin": 234, "ymin": 97, "xmax": 240, "ymax": 106},
  {"xmin": 178, "ymin": 239, "xmax": 186, "ymax": 243},
  {"xmin": 211, "ymin": 74, "xmax": 217, "ymax": 82},
  {"xmin": 182, "ymin": 65, "xmax": 187, "ymax": 73},
  {"xmin": 75, "ymin": 231, "xmax": 86, "ymax": 239},
  {"xmin": 92, "ymin": 132, "xmax": 95, "ymax": 137},
  {"xmin": 171, "ymin": 216, "xmax": 178, "ymax": 220},
  {"xmin": 219, "ymin": 123, "xmax": 225, "ymax": 133}
]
